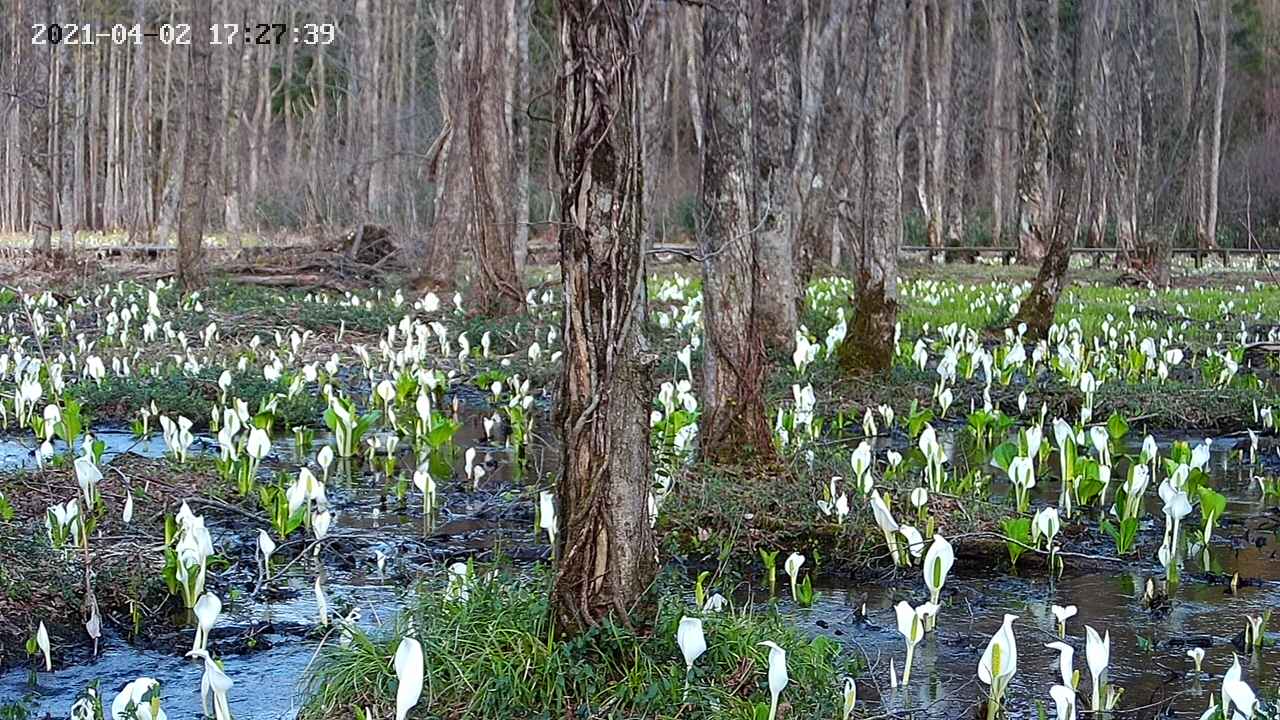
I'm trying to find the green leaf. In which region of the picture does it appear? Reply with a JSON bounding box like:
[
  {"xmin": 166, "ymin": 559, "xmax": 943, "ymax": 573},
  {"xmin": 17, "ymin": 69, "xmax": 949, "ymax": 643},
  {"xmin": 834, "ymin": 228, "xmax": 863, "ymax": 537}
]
[
  {"xmin": 1001, "ymin": 518, "xmax": 1033, "ymax": 568},
  {"xmin": 1106, "ymin": 412, "xmax": 1130, "ymax": 441},
  {"xmin": 1198, "ymin": 487, "xmax": 1227, "ymax": 526},
  {"xmin": 427, "ymin": 419, "xmax": 459, "ymax": 450},
  {"xmin": 1101, "ymin": 518, "xmax": 1119, "ymax": 543},
  {"xmin": 990, "ymin": 441, "xmax": 1019, "ymax": 472}
]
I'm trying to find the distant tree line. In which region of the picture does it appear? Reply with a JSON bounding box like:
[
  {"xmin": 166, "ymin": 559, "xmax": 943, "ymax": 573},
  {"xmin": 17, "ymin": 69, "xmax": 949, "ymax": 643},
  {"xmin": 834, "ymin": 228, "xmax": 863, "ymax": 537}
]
[{"xmin": 4, "ymin": 0, "xmax": 1279, "ymax": 278}]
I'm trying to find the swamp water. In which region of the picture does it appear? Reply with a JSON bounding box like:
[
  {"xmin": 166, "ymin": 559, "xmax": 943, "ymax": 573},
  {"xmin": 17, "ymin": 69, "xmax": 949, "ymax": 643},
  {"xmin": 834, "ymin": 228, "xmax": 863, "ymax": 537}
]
[{"xmin": 2, "ymin": 422, "xmax": 1276, "ymax": 718}]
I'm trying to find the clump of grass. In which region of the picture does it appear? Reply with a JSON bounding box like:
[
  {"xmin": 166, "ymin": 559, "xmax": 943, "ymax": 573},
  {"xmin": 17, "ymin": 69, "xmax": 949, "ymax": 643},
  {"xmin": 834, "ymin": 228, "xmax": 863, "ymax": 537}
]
[
  {"xmin": 304, "ymin": 568, "xmax": 852, "ymax": 719},
  {"xmin": 68, "ymin": 367, "xmax": 323, "ymax": 430},
  {"xmin": 658, "ymin": 461, "xmax": 879, "ymax": 573}
]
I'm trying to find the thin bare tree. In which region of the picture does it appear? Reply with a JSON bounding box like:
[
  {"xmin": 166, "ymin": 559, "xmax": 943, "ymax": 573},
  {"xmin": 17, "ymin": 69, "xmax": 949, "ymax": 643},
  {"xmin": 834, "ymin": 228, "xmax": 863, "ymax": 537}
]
[{"xmin": 176, "ymin": 0, "xmax": 214, "ymax": 288}]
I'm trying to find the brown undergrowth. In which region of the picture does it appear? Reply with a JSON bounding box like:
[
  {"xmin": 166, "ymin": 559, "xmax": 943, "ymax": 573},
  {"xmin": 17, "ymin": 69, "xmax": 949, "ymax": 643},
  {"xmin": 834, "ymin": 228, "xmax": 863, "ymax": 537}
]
[{"xmin": 0, "ymin": 454, "xmax": 226, "ymax": 667}]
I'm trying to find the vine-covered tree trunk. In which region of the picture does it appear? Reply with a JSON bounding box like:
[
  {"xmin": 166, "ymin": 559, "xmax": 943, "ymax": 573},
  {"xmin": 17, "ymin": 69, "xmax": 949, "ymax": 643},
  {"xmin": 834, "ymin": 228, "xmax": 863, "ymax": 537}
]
[
  {"xmin": 176, "ymin": 0, "xmax": 214, "ymax": 289},
  {"xmin": 837, "ymin": 0, "xmax": 904, "ymax": 374},
  {"xmin": 700, "ymin": 0, "xmax": 774, "ymax": 459},
  {"xmin": 550, "ymin": 0, "xmax": 656, "ymax": 639}
]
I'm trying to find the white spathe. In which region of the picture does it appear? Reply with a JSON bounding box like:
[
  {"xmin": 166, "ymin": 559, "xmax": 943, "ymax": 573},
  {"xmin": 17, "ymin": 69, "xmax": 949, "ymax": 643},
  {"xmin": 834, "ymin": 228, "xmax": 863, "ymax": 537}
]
[{"xmin": 393, "ymin": 637, "xmax": 425, "ymax": 720}]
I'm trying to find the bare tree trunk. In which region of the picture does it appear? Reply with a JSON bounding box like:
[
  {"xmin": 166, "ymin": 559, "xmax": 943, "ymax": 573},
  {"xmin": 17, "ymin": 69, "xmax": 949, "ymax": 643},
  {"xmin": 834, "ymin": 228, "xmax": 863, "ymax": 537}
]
[
  {"xmin": 345, "ymin": 0, "xmax": 373, "ymax": 217},
  {"xmin": 177, "ymin": 0, "xmax": 215, "ymax": 289},
  {"xmin": 56, "ymin": 49, "xmax": 78, "ymax": 254},
  {"xmin": 792, "ymin": 0, "xmax": 848, "ymax": 288},
  {"xmin": 367, "ymin": 4, "xmax": 387, "ymax": 215},
  {"xmin": 1083, "ymin": 1, "xmax": 1114, "ymax": 254},
  {"xmin": 987, "ymin": 0, "xmax": 1008, "ymax": 249},
  {"xmin": 700, "ymin": 0, "xmax": 774, "ymax": 459},
  {"xmin": 419, "ymin": 2, "xmax": 470, "ymax": 289},
  {"xmin": 1015, "ymin": 0, "xmax": 1056, "ymax": 263},
  {"xmin": 1016, "ymin": 0, "xmax": 1091, "ymax": 339},
  {"xmin": 895, "ymin": 5, "xmax": 917, "ymax": 242},
  {"xmin": 1147, "ymin": 2, "xmax": 1206, "ymax": 281},
  {"xmin": 640, "ymin": 3, "xmax": 670, "ymax": 247},
  {"xmin": 127, "ymin": 0, "xmax": 152, "ymax": 243},
  {"xmin": 25, "ymin": 22, "xmax": 54, "ymax": 256},
  {"xmin": 1127, "ymin": 0, "xmax": 1169, "ymax": 285},
  {"xmin": 751, "ymin": 0, "xmax": 799, "ymax": 352},
  {"xmin": 309, "ymin": 46, "xmax": 328, "ymax": 224},
  {"xmin": 283, "ymin": 8, "xmax": 298, "ymax": 167},
  {"xmin": 511, "ymin": 0, "xmax": 532, "ymax": 272},
  {"xmin": 224, "ymin": 41, "xmax": 249, "ymax": 252},
  {"xmin": 416, "ymin": 1, "xmax": 522, "ymax": 311},
  {"xmin": 946, "ymin": 0, "xmax": 973, "ymax": 246},
  {"xmin": 249, "ymin": 46, "xmax": 270, "ymax": 203},
  {"xmin": 550, "ymin": 0, "xmax": 655, "ymax": 639},
  {"xmin": 923, "ymin": 0, "xmax": 956, "ymax": 250},
  {"xmin": 154, "ymin": 12, "xmax": 182, "ymax": 243},
  {"xmin": 464, "ymin": 0, "xmax": 524, "ymax": 316},
  {"xmin": 837, "ymin": 0, "xmax": 904, "ymax": 374},
  {"xmin": 1205, "ymin": 0, "xmax": 1227, "ymax": 255},
  {"xmin": 683, "ymin": 4, "xmax": 705, "ymax": 154}
]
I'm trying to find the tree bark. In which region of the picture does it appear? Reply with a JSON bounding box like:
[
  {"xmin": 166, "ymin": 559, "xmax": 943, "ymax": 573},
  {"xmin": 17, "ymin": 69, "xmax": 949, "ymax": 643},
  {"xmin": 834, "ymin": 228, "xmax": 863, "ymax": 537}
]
[
  {"xmin": 512, "ymin": 0, "xmax": 532, "ymax": 272},
  {"xmin": 224, "ymin": 38, "xmax": 250, "ymax": 252},
  {"xmin": 683, "ymin": 4, "xmax": 705, "ymax": 154},
  {"xmin": 176, "ymin": 0, "xmax": 215, "ymax": 289},
  {"xmin": 419, "ymin": 2, "xmax": 470, "ymax": 290},
  {"xmin": 464, "ymin": 0, "xmax": 524, "ymax": 316},
  {"xmin": 1015, "ymin": 0, "xmax": 1092, "ymax": 339},
  {"xmin": 127, "ymin": 0, "xmax": 152, "ymax": 243},
  {"xmin": 1125, "ymin": 0, "xmax": 1169, "ymax": 285},
  {"xmin": 419, "ymin": 0, "xmax": 523, "ymax": 313},
  {"xmin": 56, "ymin": 47, "xmax": 78, "ymax": 254},
  {"xmin": 24, "ymin": 22, "xmax": 54, "ymax": 256},
  {"xmin": 986, "ymin": 0, "xmax": 1009, "ymax": 249},
  {"xmin": 1083, "ymin": 0, "xmax": 1113, "ymax": 253},
  {"xmin": 792, "ymin": 0, "xmax": 848, "ymax": 288},
  {"xmin": 154, "ymin": 7, "xmax": 181, "ymax": 243},
  {"xmin": 551, "ymin": 0, "xmax": 656, "ymax": 639},
  {"xmin": 751, "ymin": 0, "xmax": 800, "ymax": 352},
  {"xmin": 1015, "ymin": 0, "xmax": 1056, "ymax": 263},
  {"xmin": 640, "ymin": 3, "xmax": 670, "ymax": 247},
  {"xmin": 1205, "ymin": 0, "xmax": 1227, "ymax": 254},
  {"xmin": 699, "ymin": 0, "xmax": 774, "ymax": 459},
  {"xmin": 837, "ymin": 0, "xmax": 904, "ymax": 374},
  {"xmin": 945, "ymin": 0, "xmax": 973, "ymax": 246},
  {"xmin": 923, "ymin": 0, "xmax": 956, "ymax": 251}
]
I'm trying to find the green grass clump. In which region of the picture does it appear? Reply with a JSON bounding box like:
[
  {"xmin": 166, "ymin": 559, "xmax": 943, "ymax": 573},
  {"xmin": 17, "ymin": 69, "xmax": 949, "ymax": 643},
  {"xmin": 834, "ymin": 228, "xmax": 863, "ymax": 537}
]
[
  {"xmin": 68, "ymin": 367, "xmax": 324, "ymax": 429},
  {"xmin": 304, "ymin": 569, "xmax": 852, "ymax": 720}
]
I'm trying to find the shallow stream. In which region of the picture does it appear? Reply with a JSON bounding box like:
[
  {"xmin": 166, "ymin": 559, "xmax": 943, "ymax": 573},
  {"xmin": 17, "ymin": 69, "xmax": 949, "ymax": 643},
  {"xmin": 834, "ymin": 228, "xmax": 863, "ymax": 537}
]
[{"xmin": 1, "ymin": 421, "xmax": 1276, "ymax": 719}]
